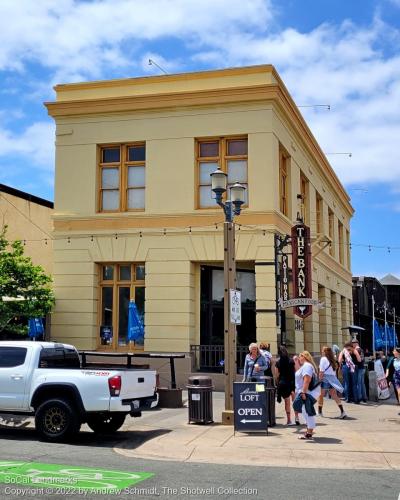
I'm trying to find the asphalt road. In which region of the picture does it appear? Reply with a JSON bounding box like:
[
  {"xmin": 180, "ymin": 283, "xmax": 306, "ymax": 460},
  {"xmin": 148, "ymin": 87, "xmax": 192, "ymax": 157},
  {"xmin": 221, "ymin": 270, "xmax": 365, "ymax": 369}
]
[{"xmin": 0, "ymin": 425, "xmax": 399, "ymax": 500}]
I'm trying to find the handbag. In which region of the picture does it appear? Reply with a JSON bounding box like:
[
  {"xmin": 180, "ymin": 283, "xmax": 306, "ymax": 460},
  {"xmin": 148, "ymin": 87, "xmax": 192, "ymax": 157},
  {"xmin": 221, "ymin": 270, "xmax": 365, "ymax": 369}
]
[{"xmin": 308, "ymin": 372, "xmax": 321, "ymax": 391}]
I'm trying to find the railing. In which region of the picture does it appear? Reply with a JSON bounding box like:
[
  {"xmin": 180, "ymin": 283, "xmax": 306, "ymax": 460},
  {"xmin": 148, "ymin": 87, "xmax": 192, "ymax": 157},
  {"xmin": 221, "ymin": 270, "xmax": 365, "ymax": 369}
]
[{"xmin": 190, "ymin": 344, "xmax": 248, "ymax": 374}]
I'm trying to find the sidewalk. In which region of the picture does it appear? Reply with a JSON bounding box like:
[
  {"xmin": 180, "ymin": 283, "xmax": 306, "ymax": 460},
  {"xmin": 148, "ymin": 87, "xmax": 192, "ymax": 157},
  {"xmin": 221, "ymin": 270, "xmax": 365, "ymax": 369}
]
[{"xmin": 116, "ymin": 392, "xmax": 400, "ymax": 470}]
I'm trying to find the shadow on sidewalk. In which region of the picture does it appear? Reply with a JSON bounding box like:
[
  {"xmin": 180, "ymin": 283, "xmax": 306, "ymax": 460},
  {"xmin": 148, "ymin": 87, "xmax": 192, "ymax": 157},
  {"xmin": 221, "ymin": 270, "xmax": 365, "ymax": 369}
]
[{"xmin": 312, "ymin": 437, "xmax": 342, "ymax": 444}]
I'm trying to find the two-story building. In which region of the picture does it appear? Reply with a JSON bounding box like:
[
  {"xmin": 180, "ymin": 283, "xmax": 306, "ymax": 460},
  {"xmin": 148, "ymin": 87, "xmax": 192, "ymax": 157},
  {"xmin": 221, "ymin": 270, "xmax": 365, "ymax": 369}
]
[{"xmin": 45, "ymin": 65, "xmax": 353, "ymax": 383}]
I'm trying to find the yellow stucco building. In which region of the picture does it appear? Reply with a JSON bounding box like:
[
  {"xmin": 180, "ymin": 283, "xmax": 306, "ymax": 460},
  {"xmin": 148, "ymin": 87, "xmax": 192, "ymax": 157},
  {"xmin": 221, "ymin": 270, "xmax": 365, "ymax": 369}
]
[
  {"xmin": 0, "ymin": 184, "xmax": 53, "ymax": 274},
  {"xmin": 45, "ymin": 65, "xmax": 353, "ymax": 382}
]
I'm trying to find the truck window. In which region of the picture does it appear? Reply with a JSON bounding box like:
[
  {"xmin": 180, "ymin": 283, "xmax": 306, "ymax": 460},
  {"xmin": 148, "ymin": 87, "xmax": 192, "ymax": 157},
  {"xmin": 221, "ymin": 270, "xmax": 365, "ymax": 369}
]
[
  {"xmin": 0, "ymin": 347, "xmax": 27, "ymax": 367},
  {"xmin": 39, "ymin": 348, "xmax": 80, "ymax": 368}
]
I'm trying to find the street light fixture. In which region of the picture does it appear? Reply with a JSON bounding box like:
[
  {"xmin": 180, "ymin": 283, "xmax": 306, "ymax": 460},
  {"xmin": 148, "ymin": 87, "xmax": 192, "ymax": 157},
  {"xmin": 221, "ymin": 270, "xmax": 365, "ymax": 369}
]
[{"xmin": 210, "ymin": 168, "xmax": 246, "ymax": 424}]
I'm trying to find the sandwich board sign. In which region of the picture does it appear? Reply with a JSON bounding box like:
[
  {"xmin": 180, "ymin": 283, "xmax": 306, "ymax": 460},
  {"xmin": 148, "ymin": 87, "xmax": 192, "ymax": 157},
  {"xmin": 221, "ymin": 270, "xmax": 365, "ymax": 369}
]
[{"xmin": 233, "ymin": 382, "xmax": 267, "ymax": 433}]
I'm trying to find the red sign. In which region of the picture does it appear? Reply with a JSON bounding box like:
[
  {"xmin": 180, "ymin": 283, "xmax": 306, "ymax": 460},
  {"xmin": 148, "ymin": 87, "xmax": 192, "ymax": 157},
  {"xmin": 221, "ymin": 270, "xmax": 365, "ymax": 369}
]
[{"xmin": 291, "ymin": 223, "xmax": 312, "ymax": 318}]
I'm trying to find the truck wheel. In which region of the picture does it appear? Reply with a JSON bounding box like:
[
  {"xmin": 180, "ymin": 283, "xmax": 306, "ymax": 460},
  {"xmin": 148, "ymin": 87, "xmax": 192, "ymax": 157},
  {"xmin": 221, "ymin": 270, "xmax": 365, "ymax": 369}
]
[
  {"xmin": 35, "ymin": 399, "xmax": 81, "ymax": 441},
  {"xmin": 87, "ymin": 414, "xmax": 126, "ymax": 434}
]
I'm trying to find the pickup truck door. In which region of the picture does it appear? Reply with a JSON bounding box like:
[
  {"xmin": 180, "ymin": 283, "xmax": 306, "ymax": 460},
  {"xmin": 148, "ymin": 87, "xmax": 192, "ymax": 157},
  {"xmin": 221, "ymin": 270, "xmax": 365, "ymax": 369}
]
[{"xmin": 0, "ymin": 346, "xmax": 32, "ymax": 410}]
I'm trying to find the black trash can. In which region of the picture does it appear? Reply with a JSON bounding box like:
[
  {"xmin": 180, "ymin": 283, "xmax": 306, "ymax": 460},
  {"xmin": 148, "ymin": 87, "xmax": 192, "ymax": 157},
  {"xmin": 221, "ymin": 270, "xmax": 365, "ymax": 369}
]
[
  {"xmin": 263, "ymin": 376, "xmax": 276, "ymax": 427},
  {"xmin": 187, "ymin": 376, "xmax": 213, "ymax": 424}
]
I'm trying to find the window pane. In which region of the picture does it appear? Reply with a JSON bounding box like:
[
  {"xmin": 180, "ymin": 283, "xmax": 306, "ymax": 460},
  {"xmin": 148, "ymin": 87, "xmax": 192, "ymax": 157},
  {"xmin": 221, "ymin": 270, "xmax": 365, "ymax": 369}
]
[
  {"xmin": 212, "ymin": 269, "xmax": 224, "ymax": 302},
  {"xmin": 135, "ymin": 287, "xmax": 145, "ymax": 320},
  {"xmin": 199, "ymin": 185, "xmax": 214, "ymax": 207},
  {"xmin": 199, "ymin": 142, "xmax": 219, "ymax": 157},
  {"xmin": 228, "ymin": 183, "xmax": 248, "ymax": 203},
  {"xmin": 101, "ymin": 287, "xmax": 113, "ymax": 325},
  {"xmin": 128, "ymin": 145, "xmax": 146, "ymax": 161},
  {"xmin": 119, "ymin": 265, "xmax": 131, "ymax": 281},
  {"xmin": 102, "ymin": 190, "xmax": 119, "ymax": 210},
  {"xmin": 118, "ymin": 287, "xmax": 130, "ymax": 346},
  {"xmin": 128, "ymin": 188, "xmax": 145, "ymax": 209},
  {"xmin": 102, "ymin": 148, "xmax": 120, "ymax": 163},
  {"xmin": 237, "ymin": 272, "xmax": 256, "ymax": 302},
  {"xmin": 103, "ymin": 265, "xmax": 114, "ymax": 280},
  {"xmin": 128, "ymin": 166, "xmax": 145, "ymax": 187},
  {"xmin": 0, "ymin": 347, "xmax": 27, "ymax": 368},
  {"xmin": 102, "ymin": 168, "xmax": 119, "ymax": 189},
  {"xmin": 136, "ymin": 265, "xmax": 145, "ymax": 281},
  {"xmin": 134, "ymin": 286, "xmax": 145, "ymax": 346},
  {"xmin": 199, "ymin": 162, "xmax": 218, "ymax": 184},
  {"xmin": 227, "ymin": 160, "xmax": 247, "ymax": 183},
  {"xmin": 227, "ymin": 139, "xmax": 247, "ymax": 156}
]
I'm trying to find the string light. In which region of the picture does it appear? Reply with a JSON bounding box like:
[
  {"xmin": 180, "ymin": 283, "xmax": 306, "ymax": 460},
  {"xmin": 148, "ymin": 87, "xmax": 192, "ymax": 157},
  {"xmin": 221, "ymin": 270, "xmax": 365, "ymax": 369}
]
[{"xmin": 5, "ymin": 226, "xmax": 400, "ymax": 254}]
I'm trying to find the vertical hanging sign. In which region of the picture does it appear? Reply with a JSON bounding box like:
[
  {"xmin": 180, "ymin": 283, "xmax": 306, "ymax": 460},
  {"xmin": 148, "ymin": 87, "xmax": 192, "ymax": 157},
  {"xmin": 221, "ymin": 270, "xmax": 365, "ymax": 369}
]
[
  {"xmin": 291, "ymin": 223, "xmax": 312, "ymax": 318},
  {"xmin": 281, "ymin": 253, "xmax": 289, "ymax": 303}
]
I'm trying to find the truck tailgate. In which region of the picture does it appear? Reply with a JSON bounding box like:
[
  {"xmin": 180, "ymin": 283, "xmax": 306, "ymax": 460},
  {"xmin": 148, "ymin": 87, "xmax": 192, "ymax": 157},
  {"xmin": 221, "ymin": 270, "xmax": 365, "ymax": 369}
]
[{"xmin": 118, "ymin": 370, "xmax": 156, "ymax": 399}]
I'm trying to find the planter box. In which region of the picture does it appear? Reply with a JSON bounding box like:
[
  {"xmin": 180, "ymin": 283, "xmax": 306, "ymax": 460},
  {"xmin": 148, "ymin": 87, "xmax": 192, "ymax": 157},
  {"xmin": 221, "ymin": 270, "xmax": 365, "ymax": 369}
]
[{"xmin": 157, "ymin": 387, "xmax": 183, "ymax": 408}]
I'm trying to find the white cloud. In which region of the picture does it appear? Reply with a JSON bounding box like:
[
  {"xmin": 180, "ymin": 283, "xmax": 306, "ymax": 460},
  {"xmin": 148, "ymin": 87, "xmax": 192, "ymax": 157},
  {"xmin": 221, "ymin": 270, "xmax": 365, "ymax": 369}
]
[
  {"xmin": 0, "ymin": 121, "xmax": 55, "ymax": 172},
  {"xmin": 0, "ymin": 0, "xmax": 272, "ymax": 81}
]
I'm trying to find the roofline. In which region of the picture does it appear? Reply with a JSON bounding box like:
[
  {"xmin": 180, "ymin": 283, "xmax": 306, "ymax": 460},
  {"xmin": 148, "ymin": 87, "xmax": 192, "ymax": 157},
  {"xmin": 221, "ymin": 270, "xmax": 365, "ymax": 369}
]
[
  {"xmin": 54, "ymin": 64, "xmax": 276, "ymax": 92},
  {"xmin": 0, "ymin": 184, "xmax": 54, "ymax": 209}
]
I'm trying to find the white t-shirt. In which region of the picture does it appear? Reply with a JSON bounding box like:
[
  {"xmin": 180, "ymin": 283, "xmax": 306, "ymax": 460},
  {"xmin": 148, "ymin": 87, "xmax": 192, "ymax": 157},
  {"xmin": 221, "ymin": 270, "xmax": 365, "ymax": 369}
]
[
  {"xmin": 295, "ymin": 362, "xmax": 321, "ymax": 398},
  {"xmin": 319, "ymin": 356, "xmax": 335, "ymax": 376}
]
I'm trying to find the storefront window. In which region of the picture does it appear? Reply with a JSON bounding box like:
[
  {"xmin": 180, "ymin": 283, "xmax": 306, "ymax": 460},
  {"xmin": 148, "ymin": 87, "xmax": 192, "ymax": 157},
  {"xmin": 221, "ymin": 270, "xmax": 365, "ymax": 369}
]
[{"xmin": 99, "ymin": 263, "xmax": 145, "ymax": 350}]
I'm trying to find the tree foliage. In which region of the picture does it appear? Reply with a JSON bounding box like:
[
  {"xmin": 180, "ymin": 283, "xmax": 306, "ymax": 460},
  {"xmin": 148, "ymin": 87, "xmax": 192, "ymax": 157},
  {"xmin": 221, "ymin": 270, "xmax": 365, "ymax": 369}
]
[{"xmin": 0, "ymin": 226, "xmax": 54, "ymax": 335}]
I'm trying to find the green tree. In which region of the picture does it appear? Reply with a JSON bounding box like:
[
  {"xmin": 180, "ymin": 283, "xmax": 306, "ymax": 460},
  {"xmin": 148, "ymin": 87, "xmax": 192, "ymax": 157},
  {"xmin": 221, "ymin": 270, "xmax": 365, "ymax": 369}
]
[{"xmin": 0, "ymin": 226, "xmax": 54, "ymax": 336}]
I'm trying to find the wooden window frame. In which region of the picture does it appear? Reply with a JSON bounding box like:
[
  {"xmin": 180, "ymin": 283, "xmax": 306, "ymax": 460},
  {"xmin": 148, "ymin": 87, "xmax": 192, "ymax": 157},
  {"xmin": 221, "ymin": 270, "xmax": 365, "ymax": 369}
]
[
  {"xmin": 98, "ymin": 263, "xmax": 145, "ymax": 351},
  {"xmin": 196, "ymin": 136, "xmax": 248, "ymax": 209},
  {"xmin": 300, "ymin": 174, "xmax": 309, "ymax": 224},
  {"xmin": 338, "ymin": 221, "xmax": 344, "ymax": 264},
  {"xmin": 316, "ymin": 193, "xmax": 323, "ymax": 235},
  {"xmin": 328, "ymin": 208, "xmax": 334, "ymax": 256},
  {"xmin": 279, "ymin": 149, "xmax": 289, "ymax": 216},
  {"xmin": 98, "ymin": 143, "xmax": 145, "ymax": 213}
]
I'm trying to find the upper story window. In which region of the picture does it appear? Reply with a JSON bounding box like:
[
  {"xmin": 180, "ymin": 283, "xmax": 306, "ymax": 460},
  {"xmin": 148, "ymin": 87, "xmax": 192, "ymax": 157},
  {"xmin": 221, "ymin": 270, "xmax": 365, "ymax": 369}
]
[
  {"xmin": 99, "ymin": 143, "xmax": 145, "ymax": 212},
  {"xmin": 338, "ymin": 221, "xmax": 344, "ymax": 264},
  {"xmin": 279, "ymin": 148, "xmax": 289, "ymax": 217},
  {"xmin": 328, "ymin": 208, "xmax": 334, "ymax": 256},
  {"xmin": 196, "ymin": 137, "xmax": 248, "ymax": 208},
  {"xmin": 300, "ymin": 174, "xmax": 309, "ymax": 224},
  {"xmin": 316, "ymin": 193, "xmax": 323, "ymax": 234},
  {"xmin": 346, "ymin": 228, "xmax": 350, "ymax": 268}
]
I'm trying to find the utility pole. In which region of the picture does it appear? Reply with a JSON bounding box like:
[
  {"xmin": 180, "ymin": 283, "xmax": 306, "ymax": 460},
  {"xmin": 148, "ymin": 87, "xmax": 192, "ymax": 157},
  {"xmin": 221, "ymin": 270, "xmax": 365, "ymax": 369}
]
[
  {"xmin": 384, "ymin": 301, "xmax": 388, "ymax": 356},
  {"xmin": 372, "ymin": 294, "xmax": 375, "ymax": 355},
  {"xmin": 223, "ymin": 220, "xmax": 237, "ymax": 419}
]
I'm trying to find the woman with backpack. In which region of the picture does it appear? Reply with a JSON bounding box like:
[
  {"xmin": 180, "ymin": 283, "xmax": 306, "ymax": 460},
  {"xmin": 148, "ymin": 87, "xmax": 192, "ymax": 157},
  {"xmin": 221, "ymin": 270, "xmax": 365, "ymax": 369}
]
[
  {"xmin": 318, "ymin": 346, "xmax": 347, "ymax": 419},
  {"xmin": 293, "ymin": 351, "xmax": 321, "ymax": 440}
]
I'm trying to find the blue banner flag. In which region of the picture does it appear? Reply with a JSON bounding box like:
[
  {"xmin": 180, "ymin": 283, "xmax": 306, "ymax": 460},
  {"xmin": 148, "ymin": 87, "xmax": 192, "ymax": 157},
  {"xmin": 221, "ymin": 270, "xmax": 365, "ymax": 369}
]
[
  {"xmin": 28, "ymin": 318, "xmax": 44, "ymax": 339},
  {"xmin": 127, "ymin": 301, "xmax": 144, "ymax": 342},
  {"xmin": 373, "ymin": 320, "xmax": 383, "ymax": 351}
]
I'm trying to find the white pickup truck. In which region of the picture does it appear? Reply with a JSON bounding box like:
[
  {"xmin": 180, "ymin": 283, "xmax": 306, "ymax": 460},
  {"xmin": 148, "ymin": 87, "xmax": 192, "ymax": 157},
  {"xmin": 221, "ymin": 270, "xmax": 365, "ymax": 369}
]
[{"xmin": 0, "ymin": 341, "xmax": 158, "ymax": 441}]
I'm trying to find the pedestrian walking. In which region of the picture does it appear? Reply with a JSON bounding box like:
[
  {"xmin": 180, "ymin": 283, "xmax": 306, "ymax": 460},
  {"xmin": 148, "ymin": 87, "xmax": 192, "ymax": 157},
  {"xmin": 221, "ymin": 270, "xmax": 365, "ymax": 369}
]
[
  {"xmin": 275, "ymin": 346, "xmax": 296, "ymax": 425},
  {"xmin": 293, "ymin": 351, "xmax": 321, "ymax": 440},
  {"xmin": 259, "ymin": 342, "xmax": 273, "ymax": 378},
  {"xmin": 338, "ymin": 342, "xmax": 360, "ymax": 403},
  {"xmin": 351, "ymin": 339, "xmax": 367, "ymax": 403},
  {"xmin": 242, "ymin": 343, "xmax": 268, "ymax": 382},
  {"xmin": 318, "ymin": 346, "xmax": 347, "ymax": 419}
]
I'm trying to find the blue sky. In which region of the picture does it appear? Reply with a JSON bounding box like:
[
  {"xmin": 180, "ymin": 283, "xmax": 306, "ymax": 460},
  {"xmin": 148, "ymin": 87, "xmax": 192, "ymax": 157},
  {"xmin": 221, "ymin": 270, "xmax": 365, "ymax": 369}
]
[{"xmin": 0, "ymin": 0, "xmax": 399, "ymax": 278}]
